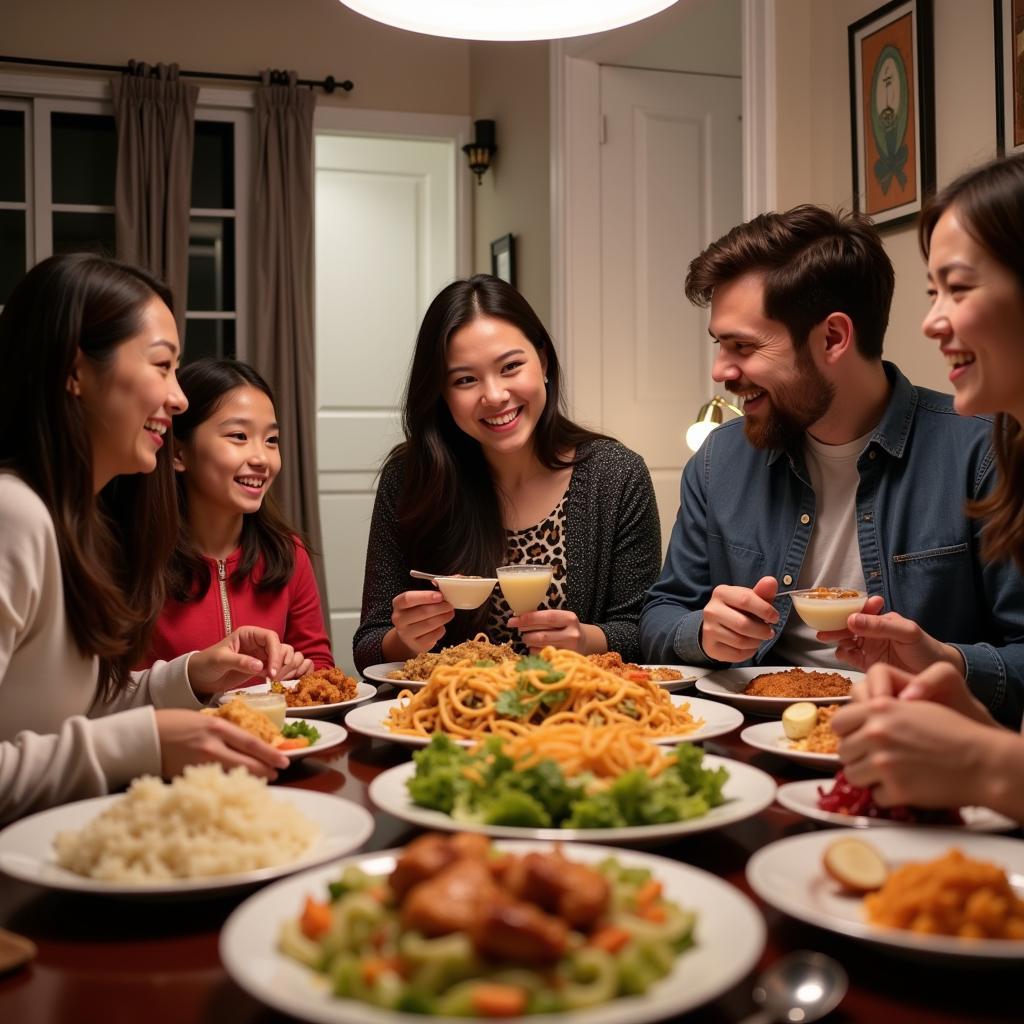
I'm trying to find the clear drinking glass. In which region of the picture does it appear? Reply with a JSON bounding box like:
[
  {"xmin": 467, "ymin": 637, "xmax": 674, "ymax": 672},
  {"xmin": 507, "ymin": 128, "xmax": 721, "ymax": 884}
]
[{"xmin": 496, "ymin": 564, "xmax": 553, "ymax": 615}]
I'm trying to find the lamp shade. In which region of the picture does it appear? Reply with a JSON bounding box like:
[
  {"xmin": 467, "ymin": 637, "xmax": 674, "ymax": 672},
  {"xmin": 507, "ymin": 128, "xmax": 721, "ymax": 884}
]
[{"xmin": 339, "ymin": 0, "xmax": 679, "ymax": 41}]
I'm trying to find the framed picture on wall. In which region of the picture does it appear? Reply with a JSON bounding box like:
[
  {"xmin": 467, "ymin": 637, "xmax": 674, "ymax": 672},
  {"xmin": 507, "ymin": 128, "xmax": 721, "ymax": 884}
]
[
  {"xmin": 995, "ymin": 0, "xmax": 1024, "ymax": 154},
  {"xmin": 490, "ymin": 233, "xmax": 516, "ymax": 287},
  {"xmin": 848, "ymin": 0, "xmax": 935, "ymax": 228}
]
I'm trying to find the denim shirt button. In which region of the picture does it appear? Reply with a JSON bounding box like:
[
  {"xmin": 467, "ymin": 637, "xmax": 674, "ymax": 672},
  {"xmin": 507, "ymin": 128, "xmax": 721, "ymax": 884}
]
[
  {"xmin": 862, "ymin": 512, "xmax": 872, "ymax": 522},
  {"xmin": 868, "ymin": 450, "xmax": 877, "ymax": 459},
  {"xmin": 783, "ymin": 574, "xmax": 793, "ymax": 585},
  {"xmin": 800, "ymin": 513, "xmax": 811, "ymax": 525}
]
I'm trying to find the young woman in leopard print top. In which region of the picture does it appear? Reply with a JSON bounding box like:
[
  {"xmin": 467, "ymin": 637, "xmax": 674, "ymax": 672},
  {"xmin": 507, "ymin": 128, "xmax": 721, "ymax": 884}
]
[{"xmin": 352, "ymin": 275, "xmax": 661, "ymax": 670}]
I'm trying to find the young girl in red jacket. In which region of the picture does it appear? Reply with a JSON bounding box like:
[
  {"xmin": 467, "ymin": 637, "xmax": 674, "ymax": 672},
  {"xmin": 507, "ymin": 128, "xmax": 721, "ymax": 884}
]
[{"xmin": 144, "ymin": 359, "xmax": 333, "ymax": 674}]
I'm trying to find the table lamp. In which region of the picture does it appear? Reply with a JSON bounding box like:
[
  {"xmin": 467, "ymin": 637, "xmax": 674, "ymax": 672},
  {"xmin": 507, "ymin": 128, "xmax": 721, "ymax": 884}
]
[{"xmin": 685, "ymin": 395, "xmax": 744, "ymax": 452}]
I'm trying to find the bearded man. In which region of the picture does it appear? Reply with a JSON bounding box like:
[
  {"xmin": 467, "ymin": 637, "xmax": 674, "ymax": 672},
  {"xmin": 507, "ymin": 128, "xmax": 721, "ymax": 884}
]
[{"xmin": 639, "ymin": 205, "xmax": 1024, "ymax": 727}]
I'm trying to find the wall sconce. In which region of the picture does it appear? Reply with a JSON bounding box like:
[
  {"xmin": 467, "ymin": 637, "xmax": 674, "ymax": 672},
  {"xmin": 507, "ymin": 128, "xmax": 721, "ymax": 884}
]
[
  {"xmin": 685, "ymin": 395, "xmax": 744, "ymax": 452},
  {"xmin": 463, "ymin": 119, "xmax": 496, "ymax": 184}
]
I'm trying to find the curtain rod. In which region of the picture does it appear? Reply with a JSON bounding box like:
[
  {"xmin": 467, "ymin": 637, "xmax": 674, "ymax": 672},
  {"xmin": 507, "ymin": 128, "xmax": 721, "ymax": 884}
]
[{"xmin": 0, "ymin": 54, "xmax": 353, "ymax": 93}]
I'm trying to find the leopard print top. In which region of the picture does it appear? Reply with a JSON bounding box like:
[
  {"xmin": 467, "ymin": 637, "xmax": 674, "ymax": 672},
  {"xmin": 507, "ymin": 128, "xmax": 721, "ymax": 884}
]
[{"xmin": 486, "ymin": 492, "xmax": 569, "ymax": 646}]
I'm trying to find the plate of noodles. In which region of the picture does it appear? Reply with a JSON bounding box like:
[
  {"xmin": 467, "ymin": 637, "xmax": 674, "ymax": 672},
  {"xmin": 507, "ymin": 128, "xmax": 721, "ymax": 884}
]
[
  {"xmin": 697, "ymin": 666, "xmax": 861, "ymax": 716},
  {"xmin": 0, "ymin": 765, "xmax": 375, "ymax": 897},
  {"xmin": 747, "ymin": 828, "xmax": 1024, "ymax": 961},
  {"xmin": 368, "ymin": 750, "xmax": 777, "ymax": 843},
  {"xmin": 222, "ymin": 836, "xmax": 766, "ymax": 1023},
  {"xmin": 344, "ymin": 647, "xmax": 743, "ymax": 748}
]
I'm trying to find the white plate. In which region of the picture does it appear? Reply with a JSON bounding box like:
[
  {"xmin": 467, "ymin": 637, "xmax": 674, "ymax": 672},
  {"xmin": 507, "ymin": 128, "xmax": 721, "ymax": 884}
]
[
  {"xmin": 747, "ymin": 828, "xmax": 1024, "ymax": 961},
  {"xmin": 697, "ymin": 666, "xmax": 861, "ymax": 716},
  {"xmin": 221, "ymin": 840, "xmax": 765, "ymax": 1024},
  {"xmin": 0, "ymin": 789, "xmax": 375, "ymax": 898},
  {"xmin": 775, "ymin": 780, "xmax": 1017, "ymax": 833},
  {"xmin": 361, "ymin": 662, "xmax": 427, "ymax": 689},
  {"xmin": 741, "ymin": 721, "xmax": 839, "ymax": 769},
  {"xmin": 280, "ymin": 718, "xmax": 348, "ymax": 761},
  {"xmin": 223, "ymin": 680, "xmax": 377, "ymax": 717},
  {"xmin": 363, "ymin": 662, "xmax": 715, "ymax": 692},
  {"xmin": 345, "ymin": 695, "xmax": 744, "ymax": 749},
  {"xmin": 368, "ymin": 755, "xmax": 776, "ymax": 844}
]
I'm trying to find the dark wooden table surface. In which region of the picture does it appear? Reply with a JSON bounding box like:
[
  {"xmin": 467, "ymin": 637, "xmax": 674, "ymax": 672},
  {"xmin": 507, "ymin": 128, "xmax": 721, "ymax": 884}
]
[{"xmin": 0, "ymin": 685, "xmax": 1019, "ymax": 1024}]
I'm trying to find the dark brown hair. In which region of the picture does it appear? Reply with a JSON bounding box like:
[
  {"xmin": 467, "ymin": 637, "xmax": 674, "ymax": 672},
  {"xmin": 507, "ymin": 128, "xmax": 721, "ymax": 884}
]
[
  {"xmin": 167, "ymin": 358, "xmax": 299, "ymax": 601},
  {"xmin": 920, "ymin": 153, "xmax": 1024, "ymax": 570},
  {"xmin": 0, "ymin": 252, "xmax": 179, "ymax": 700},
  {"xmin": 685, "ymin": 204, "xmax": 895, "ymax": 358},
  {"xmin": 388, "ymin": 274, "xmax": 607, "ymax": 635}
]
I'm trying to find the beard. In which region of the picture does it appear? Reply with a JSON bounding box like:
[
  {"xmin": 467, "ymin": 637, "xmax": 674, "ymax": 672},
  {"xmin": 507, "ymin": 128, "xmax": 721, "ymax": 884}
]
[{"xmin": 728, "ymin": 349, "xmax": 836, "ymax": 451}]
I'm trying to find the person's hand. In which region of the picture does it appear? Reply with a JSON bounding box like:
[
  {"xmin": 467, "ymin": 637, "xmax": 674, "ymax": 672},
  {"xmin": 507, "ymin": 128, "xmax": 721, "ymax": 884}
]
[
  {"xmin": 699, "ymin": 576, "xmax": 779, "ymax": 662},
  {"xmin": 832, "ymin": 696, "xmax": 994, "ymax": 809},
  {"xmin": 509, "ymin": 609, "xmax": 592, "ymax": 653},
  {"xmin": 824, "ymin": 600, "xmax": 965, "ymax": 676},
  {"xmin": 188, "ymin": 627, "xmax": 300, "ymax": 694},
  {"xmin": 848, "ymin": 662, "xmax": 997, "ymax": 726},
  {"xmin": 155, "ymin": 709, "xmax": 289, "ymax": 780},
  {"xmin": 279, "ymin": 656, "xmax": 314, "ymax": 682},
  {"xmin": 390, "ymin": 590, "xmax": 455, "ymax": 656}
]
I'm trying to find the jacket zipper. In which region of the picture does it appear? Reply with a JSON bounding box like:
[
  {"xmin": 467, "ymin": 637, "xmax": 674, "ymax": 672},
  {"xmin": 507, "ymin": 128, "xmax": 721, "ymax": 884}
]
[{"xmin": 216, "ymin": 559, "xmax": 233, "ymax": 637}]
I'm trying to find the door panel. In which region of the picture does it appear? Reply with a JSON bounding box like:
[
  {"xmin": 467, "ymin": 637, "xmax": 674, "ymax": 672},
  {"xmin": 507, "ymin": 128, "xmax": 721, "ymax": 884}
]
[{"xmin": 315, "ymin": 135, "xmax": 455, "ymax": 673}]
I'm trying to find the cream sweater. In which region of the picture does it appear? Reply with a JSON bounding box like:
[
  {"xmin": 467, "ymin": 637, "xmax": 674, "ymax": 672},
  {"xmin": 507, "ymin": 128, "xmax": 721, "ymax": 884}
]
[{"xmin": 0, "ymin": 473, "xmax": 203, "ymax": 824}]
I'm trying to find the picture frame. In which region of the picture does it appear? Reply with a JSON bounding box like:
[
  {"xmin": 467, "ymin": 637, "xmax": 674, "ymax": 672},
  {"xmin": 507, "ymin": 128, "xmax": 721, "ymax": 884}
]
[
  {"xmin": 848, "ymin": 0, "xmax": 935, "ymax": 228},
  {"xmin": 995, "ymin": 0, "xmax": 1024, "ymax": 155},
  {"xmin": 490, "ymin": 233, "xmax": 516, "ymax": 287}
]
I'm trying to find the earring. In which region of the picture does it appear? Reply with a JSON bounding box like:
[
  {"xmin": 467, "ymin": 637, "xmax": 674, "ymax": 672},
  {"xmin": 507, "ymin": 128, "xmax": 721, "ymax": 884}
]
[{"xmin": 544, "ymin": 376, "xmax": 549, "ymax": 384}]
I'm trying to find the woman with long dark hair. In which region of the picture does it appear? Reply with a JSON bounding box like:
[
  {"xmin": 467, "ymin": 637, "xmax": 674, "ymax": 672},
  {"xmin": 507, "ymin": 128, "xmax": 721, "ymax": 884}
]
[
  {"xmin": 0, "ymin": 254, "xmax": 298, "ymax": 824},
  {"xmin": 832, "ymin": 154, "xmax": 1024, "ymax": 821},
  {"xmin": 353, "ymin": 274, "xmax": 661, "ymax": 670},
  {"xmin": 143, "ymin": 358, "xmax": 332, "ymax": 672}
]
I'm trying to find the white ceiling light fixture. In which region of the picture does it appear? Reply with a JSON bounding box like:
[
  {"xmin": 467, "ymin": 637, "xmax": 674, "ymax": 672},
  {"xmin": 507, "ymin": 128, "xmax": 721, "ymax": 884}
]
[{"xmin": 339, "ymin": 0, "xmax": 680, "ymax": 41}]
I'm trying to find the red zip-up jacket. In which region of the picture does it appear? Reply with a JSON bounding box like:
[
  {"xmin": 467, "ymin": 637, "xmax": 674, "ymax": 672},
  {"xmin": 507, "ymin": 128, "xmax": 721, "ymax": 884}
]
[{"xmin": 143, "ymin": 541, "xmax": 333, "ymax": 675}]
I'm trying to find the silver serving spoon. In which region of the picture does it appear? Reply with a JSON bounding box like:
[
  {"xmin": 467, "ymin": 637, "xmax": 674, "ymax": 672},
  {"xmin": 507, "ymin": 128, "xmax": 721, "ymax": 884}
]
[
  {"xmin": 409, "ymin": 569, "xmax": 440, "ymax": 580},
  {"xmin": 738, "ymin": 951, "xmax": 848, "ymax": 1024}
]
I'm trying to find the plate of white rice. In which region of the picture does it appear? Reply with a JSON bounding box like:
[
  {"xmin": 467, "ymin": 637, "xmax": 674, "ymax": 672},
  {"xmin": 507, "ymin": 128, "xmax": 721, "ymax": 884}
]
[{"xmin": 0, "ymin": 764, "xmax": 375, "ymax": 897}]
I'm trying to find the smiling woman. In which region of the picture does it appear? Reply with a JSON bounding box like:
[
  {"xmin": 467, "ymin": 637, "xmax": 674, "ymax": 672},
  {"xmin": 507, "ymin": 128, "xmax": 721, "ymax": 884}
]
[{"xmin": 353, "ymin": 274, "xmax": 662, "ymax": 670}]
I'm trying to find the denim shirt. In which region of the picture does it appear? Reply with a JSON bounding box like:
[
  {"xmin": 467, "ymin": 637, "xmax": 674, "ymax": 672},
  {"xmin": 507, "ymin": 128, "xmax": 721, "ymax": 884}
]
[{"xmin": 640, "ymin": 363, "xmax": 1024, "ymax": 727}]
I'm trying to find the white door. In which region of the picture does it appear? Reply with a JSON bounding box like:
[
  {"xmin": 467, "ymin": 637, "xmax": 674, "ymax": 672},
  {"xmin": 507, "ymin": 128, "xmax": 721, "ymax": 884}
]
[
  {"xmin": 598, "ymin": 66, "xmax": 742, "ymax": 547},
  {"xmin": 315, "ymin": 134, "xmax": 456, "ymax": 674}
]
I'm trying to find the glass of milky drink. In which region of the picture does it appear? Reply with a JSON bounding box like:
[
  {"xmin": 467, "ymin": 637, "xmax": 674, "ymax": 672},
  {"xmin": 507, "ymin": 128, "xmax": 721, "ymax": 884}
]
[
  {"xmin": 789, "ymin": 587, "xmax": 868, "ymax": 632},
  {"xmin": 231, "ymin": 691, "xmax": 288, "ymax": 728},
  {"xmin": 434, "ymin": 576, "xmax": 498, "ymax": 610},
  {"xmin": 496, "ymin": 564, "xmax": 554, "ymax": 615}
]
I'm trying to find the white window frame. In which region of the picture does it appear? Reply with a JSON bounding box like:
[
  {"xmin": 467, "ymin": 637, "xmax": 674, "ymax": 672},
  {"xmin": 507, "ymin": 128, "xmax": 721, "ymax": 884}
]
[{"xmin": 0, "ymin": 71, "xmax": 251, "ymax": 356}]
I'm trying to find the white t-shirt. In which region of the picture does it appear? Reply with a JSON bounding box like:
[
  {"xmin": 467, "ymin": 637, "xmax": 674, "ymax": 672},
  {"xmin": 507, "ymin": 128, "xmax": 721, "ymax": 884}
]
[{"xmin": 772, "ymin": 431, "xmax": 871, "ymax": 667}]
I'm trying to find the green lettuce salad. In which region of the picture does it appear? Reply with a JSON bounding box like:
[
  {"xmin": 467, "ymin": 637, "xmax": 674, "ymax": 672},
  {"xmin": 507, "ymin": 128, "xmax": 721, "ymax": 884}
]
[{"xmin": 407, "ymin": 734, "xmax": 729, "ymax": 829}]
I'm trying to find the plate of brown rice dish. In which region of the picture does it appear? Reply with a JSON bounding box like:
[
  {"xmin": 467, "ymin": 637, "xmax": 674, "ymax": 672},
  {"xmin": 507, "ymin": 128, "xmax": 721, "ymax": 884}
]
[{"xmin": 697, "ymin": 665, "xmax": 862, "ymax": 716}]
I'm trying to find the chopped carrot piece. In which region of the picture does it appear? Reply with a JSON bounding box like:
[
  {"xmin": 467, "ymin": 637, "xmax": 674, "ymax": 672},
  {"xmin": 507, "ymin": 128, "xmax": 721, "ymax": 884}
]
[
  {"xmin": 638, "ymin": 905, "xmax": 667, "ymax": 924},
  {"xmin": 470, "ymin": 984, "xmax": 528, "ymax": 1018},
  {"xmin": 634, "ymin": 879, "xmax": 663, "ymax": 909},
  {"xmin": 299, "ymin": 896, "xmax": 332, "ymax": 939},
  {"xmin": 276, "ymin": 737, "xmax": 310, "ymax": 751},
  {"xmin": 361, "ymin": 956, "xmax": 404, "ymax": 987},
  {"xmin": 589, "ymin": 925, "xmax": 632, "ymax": 954}
]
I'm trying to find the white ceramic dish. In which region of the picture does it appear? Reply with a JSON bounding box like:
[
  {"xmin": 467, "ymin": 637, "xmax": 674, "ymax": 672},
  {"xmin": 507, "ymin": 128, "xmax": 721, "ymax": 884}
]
[
  {"xmin": 361, "ymin": 662, "xmax": 428, "ymax": 689},
  {"xmin": 223, "ymin": 680, "xmax": 376, "ymax": 718},
  {"xmin": 775, "ymin": 780, "xmax": 1018, "ymax": 833},
  {"xmin": 788, "ymin": 588, "xmax": 868, "ymax": 631},
  {"xmin": 221, "ymin": 840, "xmax": 766, "ymax": 1024},
  {"xmin": 0, "ymin": 790, "xmax": 375, "ymax": 898},
  {"xmin": 345, "ymin": 695, "xmax": 744, "ymax": 749},
  {"xmin": 434, "ymin": 575, "xmax": 497, "ymax": 609},
  {"xmin": 279, "ymin": 719, "xmax": 348, "ymax": 761},
  {"xmin": 747, "ymin": 828, "xmax": 1024, "ymax": 961},
  {"xmin": 740, "ymin": 721, "xmax": 840, "ymax": 769},
  {"xmin": 368, "ymin": 755, "xmax": 777, "ymax": 844},
  {"xmin": 697, "ymin": 666, "xmax": 861, "ymax": 716}
]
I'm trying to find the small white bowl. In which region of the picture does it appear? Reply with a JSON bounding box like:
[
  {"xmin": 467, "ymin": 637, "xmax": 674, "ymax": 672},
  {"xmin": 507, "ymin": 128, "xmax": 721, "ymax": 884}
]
[
  {"xmin": 434, "ymin": 575, "xmax": 498, "ymax": 609},
  {"xmin": 789, "ymin": 587, "xmax": 868, "ymax": 632}
]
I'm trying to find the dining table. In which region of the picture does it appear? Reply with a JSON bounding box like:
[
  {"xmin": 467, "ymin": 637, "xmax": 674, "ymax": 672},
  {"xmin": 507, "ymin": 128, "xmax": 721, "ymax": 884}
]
[{"xmin": 0, "ymin": 681, "xmax": 1019, "ymax": 1024}]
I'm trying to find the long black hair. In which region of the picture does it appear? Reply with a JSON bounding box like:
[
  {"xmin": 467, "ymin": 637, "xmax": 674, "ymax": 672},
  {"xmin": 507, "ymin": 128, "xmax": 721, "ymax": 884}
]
[
  {"xmin": 166, "ymin": 358, "xmax": 299, "ymax": 601},
  {"xmin": 389, "ymin": 274, "xmax": 607, "ymax": 630},
  {"xmin": 920, "ymin": 153, "xmax": 1024, "ymax": 571},
  {"xmin": 0, "ymin": 252, "xmax": 179, "ymax": 701}
]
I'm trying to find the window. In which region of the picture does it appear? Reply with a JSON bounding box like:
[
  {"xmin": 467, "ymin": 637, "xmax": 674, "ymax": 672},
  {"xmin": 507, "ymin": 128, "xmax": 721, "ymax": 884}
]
[{"xmin": 0, "ymin": 78, "xmax": 248, "ymax": 362}]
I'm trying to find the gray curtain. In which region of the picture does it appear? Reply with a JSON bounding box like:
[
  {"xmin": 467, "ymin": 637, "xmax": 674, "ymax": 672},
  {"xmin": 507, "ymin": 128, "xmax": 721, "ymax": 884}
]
[
  {"xmin": 112, "ymin": 62, "xmax": 197, "ymax": 337},
  {"xmin": 252, "ymin": 71, "xmax": 327, "ymax": 607}
]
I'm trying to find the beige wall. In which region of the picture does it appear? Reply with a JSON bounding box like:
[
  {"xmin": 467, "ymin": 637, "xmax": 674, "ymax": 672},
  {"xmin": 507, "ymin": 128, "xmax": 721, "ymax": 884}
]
[
  {"xmin": 774, "ymin": 0, "xmax": 998, "ymax": 394},
  {"xmin": 468, "ymin": 42, "xmax": 552, "ymax": 327},
  {"xmin": 2, "ymin": 0, "xmax": 470, "ymax": 114}
]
